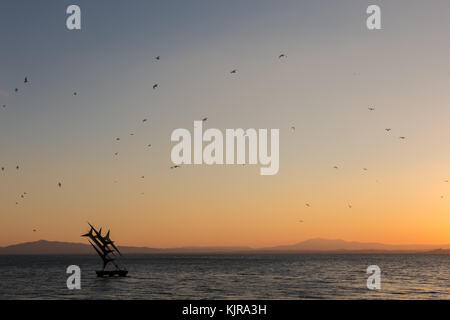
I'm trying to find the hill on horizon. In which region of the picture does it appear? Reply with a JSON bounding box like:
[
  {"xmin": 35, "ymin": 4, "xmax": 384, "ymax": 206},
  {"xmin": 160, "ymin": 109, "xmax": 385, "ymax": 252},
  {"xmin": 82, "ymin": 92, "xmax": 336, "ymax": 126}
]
[{"xmin": 0, "ymin": 238, "xmax": 449, "ymax": 255}]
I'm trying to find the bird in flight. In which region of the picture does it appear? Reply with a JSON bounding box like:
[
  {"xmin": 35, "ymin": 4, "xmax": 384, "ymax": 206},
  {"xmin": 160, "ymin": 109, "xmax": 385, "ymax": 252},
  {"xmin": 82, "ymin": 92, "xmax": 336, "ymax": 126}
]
[
  {"xmin": 298, "ymin": 220, "xmax": 304, "ymax": 223},
  {"xmin": 58, "ymin": 182, "xmax": 62, "ymax": 187},
  {"xmin": 155, "ymin": 56, "xmax": 160, "ymax": 60},
  {"xmin": 116, "ymin": 138, "xmax": 120, "ymax": 141},
  {"xmin": 363, "ymin": 168, "xmax": 368, "ymax": 171},
  {"xmin": 385, "ymin": 128, "xmax": 391, "ymax": 132},
  {"xmin": 290, "ymin": 126, "xmax": 295, "ymax": 133},
  {"xmin": 368, "ymin": 107, "xmax": 375, "ymax": 111},
  {"xmin": 141, "ymin": 176, "xmax": 145, "ymax": 179},
  {"xmin": 142, "ymin": 118, "xmax": 148, "ymax": 122},
  {"xmin": 230, "ymin": 69, "xmax": 237, "ymax": 74},
  {"xmin": 73, "ymin": 92, "xmax": 77, "ymax": 96},
  {"xmin": 14, "ymin": 88, "xmax": 18, "ymax": 93},
  {"xmin": 278, "ymin": 54, "xmax": 287, "ymax": 59},
  {"xmin": 114, "ymin": 152, "xmax": 119, "ymax": 156},
  {"xmin": 24, "ymin": 77, "xmax": 28, "ymax": 83},
  {"xmin": 170, "ymin": 165, "xmax": 180, "ymax": 169},
  {"xmin": 399, "ymin": 136, "xmax": 406, "ymax": 140},
  {"xmin": 305, "ymin": 203, "xmax": 310, "ymax": 207},
  {"xmin": 16, "ymin": 165, "xmax": 19, "ymax": 170},
  {"xmin": 33, "ymin": 229, "xmax": 37, "ymax": 232},
  {"xmin": 348, "ymin": 204, "xmax": 352, "ymax": 209},
  {"xmin": 333, "ymin": 166, "xmax": 339, "ymax": 169},
  {"xmin": 202, "ymin": 117, "xmax": 208, "ymax": 122},
  {"xmin": 153, "ymin": 84, "xmax": 158, "ymax": 89},
  {"xmin": 147, "ymin": 144, "xmax": 152, "ymax": 147}
]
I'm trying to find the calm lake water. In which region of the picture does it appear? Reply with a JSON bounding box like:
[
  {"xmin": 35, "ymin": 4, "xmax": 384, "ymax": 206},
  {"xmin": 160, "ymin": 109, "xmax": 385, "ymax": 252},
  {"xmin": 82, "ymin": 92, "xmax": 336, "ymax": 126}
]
[{"xmin": 0, "ymin": 254, "xmax": 449, "ymax": 299}]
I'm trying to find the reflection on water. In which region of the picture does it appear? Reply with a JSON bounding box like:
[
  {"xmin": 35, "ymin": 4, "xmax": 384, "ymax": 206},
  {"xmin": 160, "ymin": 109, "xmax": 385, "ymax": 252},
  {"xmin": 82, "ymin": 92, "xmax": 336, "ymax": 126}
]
[{"xmin": 0, "ymin": 254, "xmax": 449, "ymax": 299}]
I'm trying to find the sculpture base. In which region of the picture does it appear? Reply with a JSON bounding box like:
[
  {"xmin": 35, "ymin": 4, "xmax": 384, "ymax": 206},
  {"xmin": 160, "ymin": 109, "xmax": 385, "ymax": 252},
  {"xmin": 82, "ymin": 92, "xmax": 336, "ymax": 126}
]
[{"xmin": 96, "ymin": 270, "xmax": 128, "ymax": 277}]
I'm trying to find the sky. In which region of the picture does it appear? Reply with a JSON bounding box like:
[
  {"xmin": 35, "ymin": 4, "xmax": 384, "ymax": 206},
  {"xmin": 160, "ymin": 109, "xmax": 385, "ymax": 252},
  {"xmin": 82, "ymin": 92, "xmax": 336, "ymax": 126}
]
[{"xmin": 2, "ymin": 0, "xmax": 450, "ymax": 247}]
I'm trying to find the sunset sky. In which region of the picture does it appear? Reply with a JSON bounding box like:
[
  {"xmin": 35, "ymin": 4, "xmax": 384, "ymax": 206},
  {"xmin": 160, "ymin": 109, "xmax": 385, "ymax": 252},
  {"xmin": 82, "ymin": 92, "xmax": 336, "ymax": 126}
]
[{"xmin": 2, "ymin": 0, "xmax": 450, "ymax": 247}]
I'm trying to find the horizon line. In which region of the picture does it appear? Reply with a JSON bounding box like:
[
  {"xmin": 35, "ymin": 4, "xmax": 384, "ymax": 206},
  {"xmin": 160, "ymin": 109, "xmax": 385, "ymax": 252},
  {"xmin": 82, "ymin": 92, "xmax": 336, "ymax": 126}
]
[{"xmin": 2, "ymin": 237, "xmax": 450, "ymax": 251}]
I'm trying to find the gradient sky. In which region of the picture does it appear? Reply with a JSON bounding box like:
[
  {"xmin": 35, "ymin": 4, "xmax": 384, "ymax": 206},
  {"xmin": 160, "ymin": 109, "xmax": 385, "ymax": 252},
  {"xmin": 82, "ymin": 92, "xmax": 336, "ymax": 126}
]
[{"xmin": 2, "ymin": 0, "xmax": 450, "ymax": 247}]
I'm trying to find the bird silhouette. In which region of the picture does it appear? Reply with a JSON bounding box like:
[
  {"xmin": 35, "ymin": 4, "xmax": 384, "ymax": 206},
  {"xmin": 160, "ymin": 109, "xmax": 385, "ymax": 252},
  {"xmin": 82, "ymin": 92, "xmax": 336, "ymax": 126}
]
[
  {"xmin": 230, "ymin": 69, "xmax": 237, "ymax": 74},
  {"xmin": 368, "ymin": 107, "xmax": 375, "ymax": 111},
  {"xmin": 305, "ymin": 203, "xmax": 310, "ymax": 207},
  {"xmin": 14, "ymin": 88, "xmax": 18, "ymax": 93},
  {"xmin": 290, "ymin": 126, "xmax": 295, "ymax": 132},
  {"xmin": 73, "ymin": 92, "xmax": 77, "ymax": 96},
  {"xmin": 142, "ymin": 119, "xmax": 148, "ymax": 122},
  {"xmin": 153, "ymin": 84, "xmax": 158, "ymax": 89},
  {"xmin": 16, "ymin": 165, "xmax": 19, "ymax": 170},
  {"xmin": 202, "ymin": 117, "xmax": 208, "ymax": 122},
  {"xmin": 385, "ymin": 128, "xmax": 391, "ymax": 132},
  {"xmin": 298, "ymin": 220, "xmax": 304, "ymax": 223},
  {"xmin": 147, "ymin": 144, "xmax": 152, "ymax": 147},
  {"xmin": 155, "ymin": 56, "xmax": 160, "ymax": 60},
  {"xmin": 348, "ymin": 204, "xmax": 352, "ymax": 209},
  {"xmin": 278, "ymin": 54, "xmax": 287, "ymax": 59},
  {"xmin": 399, "ymin": 136, "xmax": 406, "ymax": 140},
  {"xmin": 116, "ymin": 138, "xmax": 120, "ymax": 141},
  {"xmin": 333, "ymin": 166, "xmax": 339, "ymax": 169},
  {"xmin": 170, "ymin": 165, "xmax": 180, "ymax": 169},
  {"xmin": 24, "ymin": 77, "xmax": 28, "ymax": 83},
  {"xmin": 58, "ymin": 182, "xmax": 62, "ymax": 187}
]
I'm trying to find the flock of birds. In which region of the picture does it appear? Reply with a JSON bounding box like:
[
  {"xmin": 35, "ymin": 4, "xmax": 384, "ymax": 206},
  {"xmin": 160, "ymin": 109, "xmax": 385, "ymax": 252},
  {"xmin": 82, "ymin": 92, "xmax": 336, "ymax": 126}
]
[
  {"xmin": 297, "ymin": 105, "xmax": 411, "ymax": 222},
  {"xmin": 2, "ymin": 75, "xmax": 64, "ymax": 206},
  {"xmin": 2, "ymin": 77, "xmax": 31, "ymax": 205},
  {"xmin": 1, "ymin": 52, "xmax": 446, "ymax": 230},
  {"xmin": 2, "ymin": 55, "xmax": 179, "ymax": 210}
]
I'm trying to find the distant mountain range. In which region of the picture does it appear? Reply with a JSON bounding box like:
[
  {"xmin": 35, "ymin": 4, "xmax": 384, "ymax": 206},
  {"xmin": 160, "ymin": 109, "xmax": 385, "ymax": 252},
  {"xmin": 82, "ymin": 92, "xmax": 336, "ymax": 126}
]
[{"xmin": 1, "ymin": 238, "xmax": 450, "ymax": 254}]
